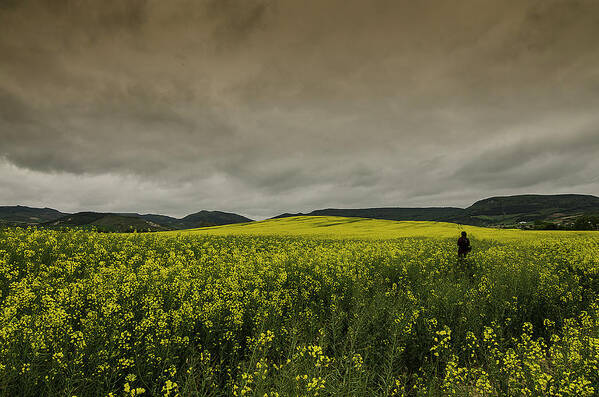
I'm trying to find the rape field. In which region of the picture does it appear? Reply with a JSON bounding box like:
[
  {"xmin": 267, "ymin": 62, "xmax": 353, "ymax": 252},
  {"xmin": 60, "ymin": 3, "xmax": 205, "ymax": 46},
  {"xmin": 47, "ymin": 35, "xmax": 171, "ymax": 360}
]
[{"xmin": 1, "ymin": 217, "xmax": 598, "ymax": 396}]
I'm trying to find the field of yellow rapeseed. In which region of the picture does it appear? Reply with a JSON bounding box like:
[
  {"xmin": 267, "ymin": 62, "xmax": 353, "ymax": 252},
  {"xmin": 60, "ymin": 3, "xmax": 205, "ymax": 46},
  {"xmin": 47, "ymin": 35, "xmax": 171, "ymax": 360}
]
[
  {"xmin": 186, "ymin": 216, "xmax": 596, "ymax": 240},
  {"xmin": 1, "ymin": 217, "xmax": 598, "ymax": 396}
]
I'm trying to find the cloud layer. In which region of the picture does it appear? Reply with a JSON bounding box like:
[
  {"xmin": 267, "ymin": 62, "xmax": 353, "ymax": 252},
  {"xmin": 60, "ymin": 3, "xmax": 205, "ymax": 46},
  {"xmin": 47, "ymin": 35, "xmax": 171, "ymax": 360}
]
[{"xmin": 1, "ymin": 0, "xmax": 598, "ymax": 218}]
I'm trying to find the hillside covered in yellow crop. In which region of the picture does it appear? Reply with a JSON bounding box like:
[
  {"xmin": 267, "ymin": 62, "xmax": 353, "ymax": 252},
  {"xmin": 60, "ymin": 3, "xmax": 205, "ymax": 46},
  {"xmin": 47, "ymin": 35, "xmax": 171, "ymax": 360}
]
[{"xmin": 185, "ymin": 215, "xmax": 596, "ymax": 241}]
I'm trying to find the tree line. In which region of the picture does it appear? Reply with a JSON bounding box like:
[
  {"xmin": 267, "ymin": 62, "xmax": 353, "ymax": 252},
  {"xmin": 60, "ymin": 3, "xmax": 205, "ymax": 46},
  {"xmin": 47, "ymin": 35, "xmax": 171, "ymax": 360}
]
[{"xmin": 533, "ymin": 214, "xmax": 599, "ymax": 230}]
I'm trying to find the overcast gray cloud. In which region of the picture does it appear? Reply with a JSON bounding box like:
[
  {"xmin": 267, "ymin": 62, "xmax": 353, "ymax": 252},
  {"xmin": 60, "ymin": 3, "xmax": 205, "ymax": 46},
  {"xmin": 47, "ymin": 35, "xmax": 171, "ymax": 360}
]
[{"xmin": 1, "ymin": 0, "xmax": 598, "ymax": 219}]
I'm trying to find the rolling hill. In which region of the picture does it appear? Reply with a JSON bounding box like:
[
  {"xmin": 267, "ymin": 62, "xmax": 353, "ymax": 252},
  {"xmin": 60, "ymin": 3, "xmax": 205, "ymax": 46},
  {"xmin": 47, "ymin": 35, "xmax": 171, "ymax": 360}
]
[
  {"xmin": 120, "ymin": 211, "xmax": 253, "ymax": 229},
  {"xmin": 273, "ymin": 194, "xmax": 599, "ymax": 227},
  {"xmin": 177, "ymin": 210, "xmax": 253, "ymax": 228},
  {"xmin": 43, "ymin": 212, "xmax": 168, "ymax": 232},
  {"xmin": 187, "ymin": 215, "xmax": 597, "ymax": 240},
  {"xmin": 0, "ymin": 206, "xmax": 67, "ymax": 226},
  {"xmin": 1, "ymin": 206, "xmax": 252, "ymax": 231},
  {"xmin": 274, "ymin": 207, "xmax": 482, "ymax": 225},
  {"xmin": 2, "ymin": 194, "xmax": 597, "ymax": 231},
  {"xmin": 465, "ymin": 194, "xmax": 599, "ymax": 225}
]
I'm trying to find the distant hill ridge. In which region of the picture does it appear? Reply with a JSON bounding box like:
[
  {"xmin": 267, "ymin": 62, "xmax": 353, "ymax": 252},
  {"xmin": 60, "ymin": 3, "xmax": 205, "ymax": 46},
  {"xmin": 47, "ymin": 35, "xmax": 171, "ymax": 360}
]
[
  {"xmin": 0, "ymin": 206, "xmax": 66, "ymax": 224},
  {"xmin": 466, "ymin": 194, "xmax": 599, "ymax": 216},
  {"xmin": 2, "ymin": 194, "xmax": 598, "ymax": 230},
  {"xmin": 273, "ymin": 194, "xmax": 599, "ymax": 227},
  {"xmin": 0, "ymin": 206, "xmax": 252, "ymax": 231}
]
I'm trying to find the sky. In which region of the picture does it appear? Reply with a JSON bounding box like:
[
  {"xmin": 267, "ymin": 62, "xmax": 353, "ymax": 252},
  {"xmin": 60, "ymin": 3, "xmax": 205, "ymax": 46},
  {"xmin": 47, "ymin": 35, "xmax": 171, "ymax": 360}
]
[{"xmin": 1, "ymin": 0, "xmax": 599, "ymax": 219}]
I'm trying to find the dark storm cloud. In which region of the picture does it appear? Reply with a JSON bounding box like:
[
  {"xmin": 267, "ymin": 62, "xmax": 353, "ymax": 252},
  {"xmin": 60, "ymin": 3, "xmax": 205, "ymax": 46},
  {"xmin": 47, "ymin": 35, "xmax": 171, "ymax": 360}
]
[
  {"xmin": 1, "ymin": 0, "xmax": 598, "ymax": 218},
  {"xmin": 454, "ymin": 125, "xmax": 599, "ymax": 187}
]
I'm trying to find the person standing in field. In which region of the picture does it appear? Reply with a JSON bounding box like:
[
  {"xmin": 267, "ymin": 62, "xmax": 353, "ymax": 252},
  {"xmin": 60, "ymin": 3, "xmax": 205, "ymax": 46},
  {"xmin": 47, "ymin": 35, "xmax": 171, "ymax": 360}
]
[{"xmin": 457, "ymin": 231, "xmax": 471, "ymax": 258}]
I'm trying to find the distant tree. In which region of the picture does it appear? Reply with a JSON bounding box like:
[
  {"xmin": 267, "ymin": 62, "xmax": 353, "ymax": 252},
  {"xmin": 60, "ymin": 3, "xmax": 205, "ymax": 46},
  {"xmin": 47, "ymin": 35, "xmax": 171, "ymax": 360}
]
[
  {"xmin": 533, "ymin": 220, "xmax": 559, "ymax": 230},
  {"xmin": 573, "ymin": 215, "xmax": 599, "ymax": 230}
]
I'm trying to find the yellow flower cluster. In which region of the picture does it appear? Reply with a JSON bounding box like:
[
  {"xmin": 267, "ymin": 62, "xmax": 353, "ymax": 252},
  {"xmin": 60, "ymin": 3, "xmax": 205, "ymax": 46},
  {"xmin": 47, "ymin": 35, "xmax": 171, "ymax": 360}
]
[{"xmin": 0, "ymin": 225, "xmax": 598, "ymax": 395}]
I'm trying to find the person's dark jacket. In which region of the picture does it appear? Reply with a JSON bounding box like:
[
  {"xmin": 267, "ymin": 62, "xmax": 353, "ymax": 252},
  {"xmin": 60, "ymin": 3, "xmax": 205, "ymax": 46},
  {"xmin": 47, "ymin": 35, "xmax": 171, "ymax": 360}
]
[{"xmin": 457, "ymin": 236, "xmax": 471, "ymax": 255}]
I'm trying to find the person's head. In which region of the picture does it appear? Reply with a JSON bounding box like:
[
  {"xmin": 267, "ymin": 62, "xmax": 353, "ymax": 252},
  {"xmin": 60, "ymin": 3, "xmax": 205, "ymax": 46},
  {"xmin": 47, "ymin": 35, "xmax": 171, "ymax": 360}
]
[{"xmin": 461, "ymin": 231, "xmax": 467, "ymax": 237}]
